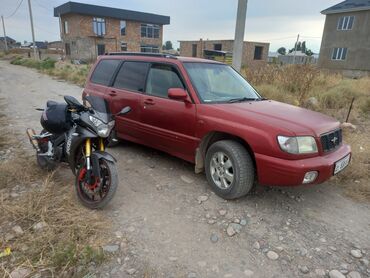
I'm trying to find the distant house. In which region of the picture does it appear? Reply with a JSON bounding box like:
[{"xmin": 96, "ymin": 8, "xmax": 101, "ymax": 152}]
[
  {"xmin": 54, "ymin": 1, "xmax": 170, "ymax": 61},
  {"xmin": 48, "ymin": 41, "xmax": 63, "ymax": 50},
  {"xmin": 179, "ymin": 39, "xmax": 270, "ymax": 68},
  {"xmin": 318, "ymin": 0, "xmax": 370, "ymax": 77},
  {"xmin": 268, "ymin": 52, "xmax": 280, "ymax": 63},
  {"xmin": 279, "ymin": 51, "xmax": 318, "ymax": 65},
  {"xmin": 0, "ymin": 36, "xmax": 16, "ymax": 50}
]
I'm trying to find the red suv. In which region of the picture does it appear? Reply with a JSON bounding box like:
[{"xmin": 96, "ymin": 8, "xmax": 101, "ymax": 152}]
[{"xmin": 83, "ymin": 53, "xmax": 351, "ymax": 199}]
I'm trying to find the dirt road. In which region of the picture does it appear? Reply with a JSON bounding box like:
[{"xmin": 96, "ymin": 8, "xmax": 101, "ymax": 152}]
[{"xmin": 0, "ymin": 60, "xmax": 369, "ymax": 278}]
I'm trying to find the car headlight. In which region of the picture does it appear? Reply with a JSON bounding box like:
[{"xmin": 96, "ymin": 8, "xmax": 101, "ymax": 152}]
[
  {"xmin": 89, "ymin": 116, "xmax": 115, "ymax": 138},
  {"xmin": 277, "ymin": 136, "xmax": 318, "ymax": 154}
]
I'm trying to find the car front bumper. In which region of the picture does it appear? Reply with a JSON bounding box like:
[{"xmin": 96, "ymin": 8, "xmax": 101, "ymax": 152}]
[{"xmin": 255, "ymin": 144, "xmax": 351, "ymax": 186}]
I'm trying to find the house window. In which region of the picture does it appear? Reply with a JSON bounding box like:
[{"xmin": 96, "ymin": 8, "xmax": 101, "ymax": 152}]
[
  {"xmin": 120, "ymin": 20, "xmax": 126, "ymax": 36},
  {"xmin": 192, "ymin": 44, "xmax": 197, "ymax": 57},
  {"xmin": 332, "ymin": 47, "xmax": 348, "ymax": 60},
  {"xmin": 141, "ymin": 24, "xmax": 160, "ymax": 38},
  {"xmin": 254, "ymin": 46, "xmax": 263, "ymax": 60},
  {"xmin": 214, "ymin": 44, "xmax": 222, "ymax": 51},
  {"xmin": 93, "ymin": 17, "xmax": 106, "ymax": 36},
  {"xmin": 121, "ymin": 42, "xmax": 127, "ymax": 51},
  {"xmin": 65, "ymin": 43, "xmax": 71, "ymax": 55},
  {"xmin": 63, "ymin": 21, "xmax": 69, "ymax": 34},
  {"xmin": 140, "ymin": 45, "xmax": 160, "ymax": 53},
  {"xmin": 337, "ymin": 16, "xmax": 354, "ymax": 30}
]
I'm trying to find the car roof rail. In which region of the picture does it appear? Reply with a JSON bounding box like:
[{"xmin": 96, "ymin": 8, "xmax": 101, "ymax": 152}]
[{"xmin": 105, "ymin": 52, "xmax": 178, "ymax": 59}]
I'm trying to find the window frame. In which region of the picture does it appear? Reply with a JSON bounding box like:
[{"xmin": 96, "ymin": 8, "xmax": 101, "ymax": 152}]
[
  {"xmin": 331, "ymin": 47, "xmax": 348, "ymax": 61},
  {"xmin": 337, "ymin": 16, "xmax": 355, "ymax": 30},
  {"xmin": 140, "ymin": 45, "xmax": 160, "ymax": 53},
  {"xmin": 90, "ymin": 59, "xmax": 122, "ymax": 86},
  {"xmin": 93, "ymin": 17, "xmax": 106, "ymax": 36},
  {"xmin": 111, "ymin": 61, "xmax": 150, "ymax": 93},
  {"xmin": 63, "ymin": 21, "xmax": 69, "ymax": 34},
  {"xmin": 140, "ymin": 23, "xmax": 160, "ymax": 38},
  {"xmin": 144, "ymin": 63, "xmax": 187, "ymax": 100},
  {"xmin": 120, "ymin": 20, "xmax": 126, "ymax": 36}
]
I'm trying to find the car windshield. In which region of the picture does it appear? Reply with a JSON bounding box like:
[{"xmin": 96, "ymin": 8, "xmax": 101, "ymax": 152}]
[{"xmin": 184, "ymin": 63, "xmax": 262, "ymax": 103}]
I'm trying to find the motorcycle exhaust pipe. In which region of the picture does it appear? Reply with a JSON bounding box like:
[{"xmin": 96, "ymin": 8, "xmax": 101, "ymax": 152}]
[{"xmin": 26, "ymin": 128, "xmax": 40, "ymax": 152}]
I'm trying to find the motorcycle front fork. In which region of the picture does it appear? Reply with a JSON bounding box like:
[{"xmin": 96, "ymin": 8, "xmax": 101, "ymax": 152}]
[{"xmin": 85, "ymin": 138, "xmax": 105, "ymax": 182}]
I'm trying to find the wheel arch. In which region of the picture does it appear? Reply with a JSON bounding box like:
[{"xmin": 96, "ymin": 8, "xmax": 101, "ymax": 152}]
[{"xmin": 195, "ymin": 131, "xmax": 256, "ymax": 174}]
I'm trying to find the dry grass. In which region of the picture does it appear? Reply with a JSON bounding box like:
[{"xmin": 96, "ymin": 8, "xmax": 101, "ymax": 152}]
[
  {"xmin": 0, "ymin": 99, "xmax": 112, "ymax": 277},
  {"xmin": 243, "ymin": 65, "xmax": 370, "ymax": 201},
  {"xmin": 8, "ymin": 56, "xmax": 90, "ymax": 87}
]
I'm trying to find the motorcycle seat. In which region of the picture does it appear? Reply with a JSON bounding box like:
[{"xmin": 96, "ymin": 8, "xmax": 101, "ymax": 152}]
[{"xmin": 46, "ymin": 100, "xmax": 59, "ymax": 107}]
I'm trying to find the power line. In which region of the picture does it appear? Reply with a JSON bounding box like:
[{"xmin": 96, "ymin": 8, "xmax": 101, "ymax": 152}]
[{"xmin": 5, "ymin": 0, "xmax": 25, "ymax": 19}]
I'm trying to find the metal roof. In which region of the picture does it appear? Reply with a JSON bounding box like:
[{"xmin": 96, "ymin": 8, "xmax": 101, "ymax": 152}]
[
  {"xmin": 321, "ymin": 0, "xmax": 370, "ymax": 14},
  {"xmin": 54, "ymin": 1, "xmax": 170, "ymax": 25}
]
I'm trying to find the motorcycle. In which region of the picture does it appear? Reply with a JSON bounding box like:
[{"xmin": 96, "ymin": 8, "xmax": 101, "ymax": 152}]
[{"xmin": 26, "ymin": 95, "xmax": 131, "ymax": 209}]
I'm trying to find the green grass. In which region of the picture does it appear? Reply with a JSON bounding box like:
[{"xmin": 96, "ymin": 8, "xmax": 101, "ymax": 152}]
[{"xmin": 10, "ymin": 56, "xmax": 56, "ymax": 70}]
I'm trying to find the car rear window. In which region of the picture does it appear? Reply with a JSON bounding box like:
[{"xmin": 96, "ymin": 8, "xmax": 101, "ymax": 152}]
[
  {"xmin": 90, "ymin": 59, "xmax": 121, "ymax": 86},
  {"xmin": 113, "ymin": 61, "xmax": 149, "ymax": 92}
]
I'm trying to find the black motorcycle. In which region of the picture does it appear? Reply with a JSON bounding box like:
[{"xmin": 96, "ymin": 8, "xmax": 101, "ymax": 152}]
[{"xmin": 27, "ymin": 95, "xmax": 131, "ymax": 209}]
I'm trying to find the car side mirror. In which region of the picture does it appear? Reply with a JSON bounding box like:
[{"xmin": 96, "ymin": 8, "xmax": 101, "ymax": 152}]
[
  {"xmin": 117, "ymin": 106, "xmax": 131, "ymax": 116},
  {"xmin": 168, "ymin": 88, "xmax": 190, "ymax": 102}
]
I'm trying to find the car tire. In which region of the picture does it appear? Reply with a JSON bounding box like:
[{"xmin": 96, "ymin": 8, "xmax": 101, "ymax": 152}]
[{"xmin": 205, "ymin": 140, "xmax": 255, "ymax": 200}]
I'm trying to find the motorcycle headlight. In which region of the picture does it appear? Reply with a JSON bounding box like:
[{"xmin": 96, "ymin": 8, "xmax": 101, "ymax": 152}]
[
  {"xmin": 277, "ymin": 136, "xmax": 318, "ymax": 154},
  {"xmin": 89, "ymin": 116, "xmax": 115, "ymax": 138}
]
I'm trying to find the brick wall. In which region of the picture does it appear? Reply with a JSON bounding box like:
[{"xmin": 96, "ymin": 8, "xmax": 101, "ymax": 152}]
[
  {"xmin": 60, "ymin": 14, "xmax": 164, "ymax": 60},
  {"xmin": 179, "ymin": 40, "xmax": 270, "ymax": 69}
]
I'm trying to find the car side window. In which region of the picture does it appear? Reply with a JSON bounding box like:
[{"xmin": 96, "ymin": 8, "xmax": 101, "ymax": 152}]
[
  {"xmin": 145, "ymin": 64, "xmax": 185, "ymax": 98},
  {"xmin": 113, "ymin": 61, "xmax": 149, "ymax": 92},
  {"xmin": 90, "ymin": 59, "xmax": 121, "ymax": 86}
]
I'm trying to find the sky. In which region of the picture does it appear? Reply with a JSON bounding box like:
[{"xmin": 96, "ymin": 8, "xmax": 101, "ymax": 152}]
[{"xmin": 0, "ymin": 0, "xmax": 340, "ymax": 53}]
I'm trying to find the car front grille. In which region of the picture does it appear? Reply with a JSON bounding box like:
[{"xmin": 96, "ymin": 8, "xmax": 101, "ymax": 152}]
[{"xmin": 320, "ymin": 129, "xmax": 342, "ymax": 153}]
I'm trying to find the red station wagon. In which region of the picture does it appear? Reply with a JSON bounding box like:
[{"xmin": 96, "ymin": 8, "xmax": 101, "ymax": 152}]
[{"xmin": 83, "ymin": 53, "xmax": 351, "ymax": 199}]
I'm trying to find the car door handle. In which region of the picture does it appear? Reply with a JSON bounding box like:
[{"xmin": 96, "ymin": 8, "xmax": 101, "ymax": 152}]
[
  {"xmin": 144, "ymin": 99, "xmax": 155, "ymax": 105},
  {"xmin": 109, "ymin": 90, "xmax": 117, "ymax": 97}
]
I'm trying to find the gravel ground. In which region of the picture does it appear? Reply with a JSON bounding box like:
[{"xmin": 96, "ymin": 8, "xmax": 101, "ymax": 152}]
[{"xmin": 0, "ymin": 60, "xmax": 369, "ymax": 278}]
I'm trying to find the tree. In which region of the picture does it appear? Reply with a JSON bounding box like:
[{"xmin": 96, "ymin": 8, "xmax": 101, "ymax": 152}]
[
  {"xmin": 277, "ymin": 47, "xmax": 286, "ymax": 55},
  {"xmin": 163, "ymin": 41, "xmax": 173, "ymax": 50},
  {"xmin": 301, "ymin": 41, "xmax": 307, "ymax": 54}
]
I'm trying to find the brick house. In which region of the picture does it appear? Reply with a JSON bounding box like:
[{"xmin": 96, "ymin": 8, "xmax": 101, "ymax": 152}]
[
  {"xmin": 318, "ymin": 0, "xmax": 370, "ymax": 77},
  {"xmin": 54, "ymin": 1, "xmax": 170, "ymax": 61},
  {"xmin": 179, "ymin": 39, "xmax": 270, "ymax": 68},
  {"xmin": 0, "ymin": 36, "xmax": 16, "ymax": 50}
]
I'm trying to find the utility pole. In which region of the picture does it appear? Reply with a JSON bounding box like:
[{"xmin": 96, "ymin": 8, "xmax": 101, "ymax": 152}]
[
  {"xmin": 292, "ymin": 34, "xmax": 300, "ymax": 65},
  {"xmin": 232, "ymin": 0, "xmax": 248, "ymax": 71},
  {"xmin": 1, "ymin": 16, "xmax": 8, "ymax": 51},
  {"xmin": 27, "ymin": 0, "xmax": 37, "ymax": 59}
]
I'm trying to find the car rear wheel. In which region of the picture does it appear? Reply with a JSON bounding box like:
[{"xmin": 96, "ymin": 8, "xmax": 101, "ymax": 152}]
[{"xmin": 205, "ymin": 140, "xmax": 255, "ymax": 199}]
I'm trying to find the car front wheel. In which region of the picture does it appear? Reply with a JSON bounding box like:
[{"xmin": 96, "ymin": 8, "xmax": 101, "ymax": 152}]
[{"xmin": 205, "ymin": 140, "xmax": 255, "ymax": 199}]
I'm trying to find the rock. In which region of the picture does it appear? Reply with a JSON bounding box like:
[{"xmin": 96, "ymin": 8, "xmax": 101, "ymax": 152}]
[
  {"xmin": 126, "ymin": 268, "xmax": 136, "ymax": 275},
  {"xmin": 341, "ymin": 122, "xmax": 357, "ymax": 131},
  {"xmin": 266, "ymin": 251, "xmax": 279, "ymax": 260},
  {"xmin": 198, "ymin": 261, "xmax": 207, "ymax": 267},
  {"xmin": 329, "ymin": 246, "xmax": 337, "ymax": 251},
  {"xmin": 102, "ymin": 245, "xmax": 119, "ymax": 253},
  {"xmin": 115, "ymin": 231, "xmax": 123, "ymax": 238},
  {"xmin": 187, "ymin": 272, "xmax": 197, "ymax": 278},
  {"xmin": 226, "ymin": 223, "xmax": 242, "ymax": 236},
  {"xmin": 224, "ymin": 274, "xmax": 232, "ymax": 278},
  {"xmin": 315, "ymin": 269, "xmax": 326, "ymax": 276},
  {"xmin": 207, "ymin": 219, "xmax": 216, "ymax": 225},
  {"xmin": 300, "ymin": 248, "xmax": 308, "ymax": 257},
  {"xmin": 12, "ymin": 225, "xmax": 24, "ymax": 235},
  {"xmin": 240, "ymin": 219, "xmax": 247, "ymax": 226},
  {"xmin": 244, "ymin": 269, "xmax": 254, "ymax": 277},
  {"xmin": 169, "ymin": 256, "xmax": 178, "ymax": 262},
  {"xmin": 360, "ymin": 258, "xmax": 369, "ymax": 266},
  {"xmin": 127, "ymin": 226, "xmax": 135, "ymax": 233},
  {"xmin": 33, "ymin": 221, "xmax": 47, "ymax": 231},
  {"xmin": 276, "ymin": 246, "xmax": 284, "ymax": 252},
  {"xmin": 10, "ymin": 192, "xmax": 19, "ymax": 198},
  {"xmin": 210, "ymin": 234, "xmax": 219, "ymax": 243},
  {"xmin": 10, "ymin": 267, "xmax": 31, "ymax": 278},
  {"xmin": 253, "ymin": 241, "xmax": 260, "ymax": 250},
  {"xmin": 233, "ymin": 218, "xmax": 240, "ymax": 224},
  {"xmin": 197, "ymin": 195, "xmax": 208, "ymax": 204},
  {"xmin": 350, "ymin": 249, "xmax": 363, "ymax": 258},
  {"xmin": 348, "ymin": 271, "xmax": 362, "ymax": 278},
  {"xmin": 319, "ymin": 238, "xmax": 327, "ymax": 243},
  {"xmin": 219, "ymin": 209, "xmax": 227, "ymax": 216},
  {"xmin": 5, "ymin": 233, "xmax": 15, "ymax": 241},
  {"xmin": 299, "ymin": 265, "xmax": 309, "ymax": 274},
  {"xmin": 181, "ymin": 175, "xmax": 194, "ymax": 184},
  {"xmin": 329, "ymin": 270, "xmax": 345, "ymax": 278}
]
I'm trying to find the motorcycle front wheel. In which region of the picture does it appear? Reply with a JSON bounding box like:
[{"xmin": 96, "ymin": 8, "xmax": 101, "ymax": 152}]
[{"xmin": 75, "ymin": 159, "xmax": 118, "ymax": 209}]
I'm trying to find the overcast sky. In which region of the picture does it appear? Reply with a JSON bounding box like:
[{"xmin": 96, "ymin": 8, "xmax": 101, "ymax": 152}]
[{"xmin": 0, "ymin": 0, "xmax": 339, "ymax": 52}]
